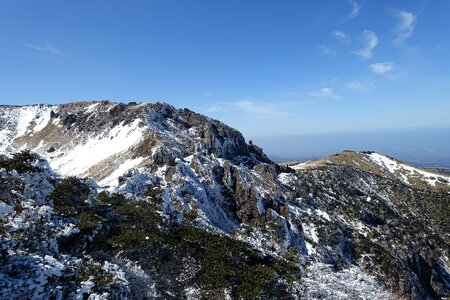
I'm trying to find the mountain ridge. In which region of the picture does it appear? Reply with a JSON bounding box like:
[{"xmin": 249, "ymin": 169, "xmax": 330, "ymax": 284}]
[{"xmin": 1, "ymin": 101, "xmax": 449, "ymax": 299}]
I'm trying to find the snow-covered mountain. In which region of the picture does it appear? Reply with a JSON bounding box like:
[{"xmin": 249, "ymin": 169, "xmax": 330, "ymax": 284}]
[{"xmin": 1, "ymin": 101, "xmax": 449, "ymax": 299}]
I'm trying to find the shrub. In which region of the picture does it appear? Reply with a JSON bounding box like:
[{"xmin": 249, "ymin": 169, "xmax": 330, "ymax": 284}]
[
  {"xmin": 50, "ymin": 177, "xmax": 91, "ymax": 217},
  {"xmin": 108, "ymin": 200, "xmax": 162, "ymax": 251},
  {"xmin": 98, "ymin": 192, "xmax": 127, "ymax": 206},
  {"xmin": 50, "ymin": 177, "xmax": 90, "ymax": 207},
  {"xmin": 77, "ymin": 211, "xmax": 102, "ymax": 230},
  {"xmin": 167, "ymin": 226, "xmax": 293, "ymax": 298},
  {"xmin": 143, "ymin": 186, "xmax": 163, "ymax": 202},
  {"xmin": 183, "ymin": 210, "xmax": 198, "ymax": 224},
  {"xmin": 0, "ymin": 150, "xmax": 37, "ymax": 173}
]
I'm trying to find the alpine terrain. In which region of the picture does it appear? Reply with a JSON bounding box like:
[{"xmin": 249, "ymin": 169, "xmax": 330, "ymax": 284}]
[{"xmin": 0, "ymin": 101, "xmax": 449, "ymax": 300}]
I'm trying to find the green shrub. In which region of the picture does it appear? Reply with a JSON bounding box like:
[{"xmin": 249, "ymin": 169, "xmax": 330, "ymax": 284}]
[
  {"xmin": 0, "ymin": 221, "xmax": 6, "ymax": 235},
  {"xmin": 50, "ymin": 177, "xmax": 90, "ymax": 208},
  {"xmin": 77, "ymin": 211, "xmax": 102, "ymax": 230},
  {"xmin": 236, "ymin": 264, "xmax": 277, "ymax": 300},
  {"xmin": 273, "ymin": 247, "xmax": 302, "ymax": 283},
  {"xmin": 79, "ymin": 261, "xmax": 114, "ymax": 287},
  {"xmin": 108, "ymin": 200, "xmax": 162, "ymax": 251},
  {"xmin": 0, "ymin": 150, "xmax": 37, "ymax": 173},
  {"xmin": 98, "ymin": 191, "xmax": 127, "ymax": 206},
  {"xmin": 167, "ymin": 226, "xmax": 294, "ymax": 298},
  {"xmin": 183, "ymin": 210, "xmax": 198, "ymax": 223}
]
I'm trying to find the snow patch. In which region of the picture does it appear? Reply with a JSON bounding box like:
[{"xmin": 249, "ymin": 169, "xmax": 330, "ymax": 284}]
[
  {"xmin": 368, "ymin": 152, "xmax": 450, "ymax": 187},
  {"xmin": 302, "ymin": 262, "xmax": 392, "ymax": 299},
  {"xmin": 99, "ymin": 157, "xmax": 144, "ymax": 187},
  {"xmin": 48, "ymin": 119, "xmax": 144, "ymax": 176}
]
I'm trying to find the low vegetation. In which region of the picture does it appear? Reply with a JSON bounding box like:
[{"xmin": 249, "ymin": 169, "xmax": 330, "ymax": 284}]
[{"xmin": 0, "ymin": 150, "xmax": 38, "ymax": 173}]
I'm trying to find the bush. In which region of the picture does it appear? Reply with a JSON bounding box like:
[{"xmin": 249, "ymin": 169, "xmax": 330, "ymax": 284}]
[
  {"xmin": 183, "ymin": 210, "xmax": 198, "ymax": 224},
  {"xmin": 50, "ymin": 177, "xmax": 91, "ymax": 213},
  {"xmin": 77, "ymin": 211, "xmax": 102, "ymax": 230},
  {"xmin": 0, "ymin": 150, "xmax": 37, "ymax": 173},
  {"xmin": 50, "ymin": 176, "xmax": 90, "ymax": 206},
  {"xmin": 98, "ymin": 192, "xmax": 127, "ymax": 206},
  {"xmin": 143, "ymin": 186, "xmax": 163, "ymax": 202},
  {"xmin": 236, "ymin": 264, "xmax": 277, "ymax": 299},
  {"xmin": 108, "ymin": 200, "xmax": 162, "ymax": 251},
  {"xmin": 167, "ymin": 226, "xmax": 294, "ymax": 298}
]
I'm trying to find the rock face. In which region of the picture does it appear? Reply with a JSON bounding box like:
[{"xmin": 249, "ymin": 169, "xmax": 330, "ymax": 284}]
[{"xmin": 0, "ymin": 101, "xmax": 449, "ymax": 299}]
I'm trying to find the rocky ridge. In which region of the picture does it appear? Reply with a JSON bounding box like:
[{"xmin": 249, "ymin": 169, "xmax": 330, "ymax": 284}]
[{"xmin": 0, "ymin": 101, "xmax": 449, "ymax": 299}]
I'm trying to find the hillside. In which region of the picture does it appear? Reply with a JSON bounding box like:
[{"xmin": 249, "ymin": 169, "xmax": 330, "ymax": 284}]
[{"xmin": 1, "ymin": 101, "xmax": 449, "ymax": 299}]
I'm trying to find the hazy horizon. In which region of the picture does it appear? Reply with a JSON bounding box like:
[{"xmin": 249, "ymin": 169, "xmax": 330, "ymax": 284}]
[{"xmin": 251, "ymin": 127, "xmax": 450, "ymax": 168}]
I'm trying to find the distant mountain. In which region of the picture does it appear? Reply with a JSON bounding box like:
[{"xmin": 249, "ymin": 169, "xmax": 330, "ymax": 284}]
[{"xmin": 1, "ymin": 101, "xmax": 449, "ymax": 299}]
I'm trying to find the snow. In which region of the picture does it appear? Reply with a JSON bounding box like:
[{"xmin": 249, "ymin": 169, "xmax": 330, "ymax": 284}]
[
  {"xmin": 278, "ymin": 172, "xmax": 293, "ymax": 185},
  {"xmin": 302, "ymin": 222, "xmax": 319, "ymax": 243},
  {"xmin": 49, "ymin": 119, "xmax": 144, "ymax": 176},
  {"xmin": 0, "ymin": 130, "xmax": 10, "ymax": 152},
  {"xmin": 16, "ymin": 106, "xmax": 54, "ymax": 137},
  {"xmin": 98, "ymin": 157, "xmax": 144, "ymax": 187},
  {"xmin": 369, "ymin": 153, "xmax": 399, "ymax": 173},
  {"xmin": 58, "ymin": 223, "xmax": 81, "ymax": 236},
  {"xmin": 85, "ymin": 103, "xmax": 100, "ymax": 113},
  {"xmin": 315, "ymin": 209, "xmax": 331, "ymax": 221},
  {"xmin": 76, "ymin": 278, "xmax": 96, "ymax": 300},
  {"xmin": 305, "ymin": 241, "xmax": 316, "ymax": 255},
  {"xmin": 184, "ymin": 287, "xmax": 201, "ymax": 299},
  {"xmin": 290, "ymin": 161, "xmax": 311, "ymax": 170},
  {"xmin": 368, "ymin": 152, "xmax": 450, "ymax": 187},
  {"xmin": 302, "ymin": 262, "xmax": 393, "ymax": 299},
  {"xmin": 0, "ymin": 105, "xmax": 54, "ymax": 152},
  {"xmin": 0, "ymin": 202, "xmax": 14, "ymax": 221}
]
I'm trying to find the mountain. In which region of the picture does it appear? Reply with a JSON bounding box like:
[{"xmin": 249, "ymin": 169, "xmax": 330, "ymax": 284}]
[{"xmin": 0, "ymin": 101, "xmax": 449, "ymax": 299}]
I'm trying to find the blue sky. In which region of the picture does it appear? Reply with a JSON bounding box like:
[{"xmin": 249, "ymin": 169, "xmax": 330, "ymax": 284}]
[{"xmin": 1, "ymin": 0, "xmax": 450, "ymax": 157}]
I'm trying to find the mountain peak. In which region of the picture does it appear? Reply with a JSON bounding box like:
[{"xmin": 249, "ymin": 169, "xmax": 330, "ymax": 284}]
[{"xmin": 0, "ymin": 101, "xmax": 270, "ymax": 186}]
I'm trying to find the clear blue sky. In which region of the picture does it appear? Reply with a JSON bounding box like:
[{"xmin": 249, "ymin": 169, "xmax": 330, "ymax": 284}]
[{"xmin": 1, "ymin": 1, "xmax": 449, "ymax": 148}]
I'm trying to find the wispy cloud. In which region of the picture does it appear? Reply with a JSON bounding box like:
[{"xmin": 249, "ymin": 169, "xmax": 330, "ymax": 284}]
[
  {"xmin": 310, "ymin": 87, "xmax": 340, "ymax": 100},
  {"xmin": 393, "ymin": 10, "xmax": 416, "ymax": 45},
  {"xmin": 347, "ymin": 81, "xmax": 373, "ymax": 92},
  {"xmin": 230, "ymin": 101, "xmax": 289, "ymax": 116},
  {"xmin": 205, "ymin": 100, "xmax": 302, "ymax": 116},
  {"xmin": 352, "ymin": 30, "xmax": 379, "ymax": 59},
  {"xmin": 369, "ymin": 62, "xmax": 394, "ymax": 74},
  {"xmin": 318, "ymin": 45, "xmax": 337, "ymax": 56},
  {"xmin": 342, "ymin": 1, "xmax": 361, "ymax": 22},
  {"xmin": 205, "ymin": 105, "xmax": 222, "ymax": 112},
  {"xmin": 331, "ymin": 30, "xmax": 350, "ymax": 43},
  {"xmin": 24, "ymin": 42, "xmax": 62, "ymax": 55},
  {"xmin": 369, "ymin": 62, "xmax": 405, "ymax": 80}
]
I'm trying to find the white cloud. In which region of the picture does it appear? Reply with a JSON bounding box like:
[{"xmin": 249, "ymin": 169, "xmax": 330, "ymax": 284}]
[
  {"xmin": 347, "ymin": 81, "xmax": 372, "ymax": 92},
  {"xmin": 318, "ymin": 45, "xmax": 336, "ymax": 56},
  {"xmin": 342, "ymin": 1, "xmax": 361, "ymax": 22},
  {"xmin": 352, "ymin": 30, "xmax": 379, "ymax": 59},
  {"xmin": 331, "ymin": 30, "xmax": 350, "ymax": 42},
  {"xmin": 24, "ymin": 42, "xmax": 62, "ymax": 55},
  {"xmin": 393, "ymin": 10, "xmax": 416, "ymax": 45},
  {"xmin": 369, "ymin": 62, "xmax": 394, "ymax": 74},
  {"xmin": 310, "ymin": 87, "xmax": 340, "ymax": 99}
]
